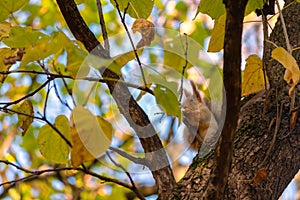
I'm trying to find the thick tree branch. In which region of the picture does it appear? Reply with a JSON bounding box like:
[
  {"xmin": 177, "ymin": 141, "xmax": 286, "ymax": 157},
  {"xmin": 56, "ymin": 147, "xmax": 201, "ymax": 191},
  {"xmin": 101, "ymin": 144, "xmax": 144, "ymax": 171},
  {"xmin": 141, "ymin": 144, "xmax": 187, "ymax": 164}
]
[
  {"xmin": 55, "ymin": 0, "xmax": 176, "ymax": 198},
  {"xmin": 203, "ymin": 1, "xmax": 248, "ymax": 199},
  {"xmin": 173, "ymin": 0, "xmax": 300, "ymax": 199}
]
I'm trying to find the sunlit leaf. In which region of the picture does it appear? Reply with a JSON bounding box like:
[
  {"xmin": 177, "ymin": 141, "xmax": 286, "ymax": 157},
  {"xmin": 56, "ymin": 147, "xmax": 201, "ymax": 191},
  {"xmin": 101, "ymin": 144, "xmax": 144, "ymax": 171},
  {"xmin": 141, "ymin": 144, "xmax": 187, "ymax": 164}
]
[
  {"xmin": 152, "ymin": 82, "xmax": 181, "ymax": 119},
  {"xmin": 0, "ymin": 22, "xmax": 11, "ymax": 40},
  {"xmin": 194, "ymin": 0, "xmax": 225, "ymax": 19},
  {"xmin": 190, "ymin": 21, "xmax": 211, "ymax": 47},
  {"xmin": 16, "ymin": 99, "xmax": 33, "ymax": 136},
  {"xmin": 0, "ymin": 0, "xmax": 29, "ymax": 22},
  {"xmin": 21, "ymin": 32, "xmax": 64, "ymax": 67},
  {"xmin": 110, "ymin": 0, "xmax": 154, "ymax": 19},
  {"xmin": 38, "ymin": 115, "xmax": 71, "ymax": 163},
  {"xmin": 242, "ymin": 54, "xmax": 267, "ymax": 96},
  {"xmin": 2, "ymin": 26, "xmax": 48, "ymax": 48},
  {"xmin": 245, "ymin": 0, "xmax": 264, "ymax": 15},
  {"xmin": 154, "ymin": 84, "xmax": 181, "ymax": 118},
  {"xmin": 164, "ymin": 51, "xmax": 193, "ymax": 72},
  {"xmin": 208, "ymin": 14, "xmax": 225, "ymax": 52},
  {"xmin": 66, "ymin": 41, "xmax": 89, "ymax": 78},
  {"xmin": 163, "ymin": 35, "xmax": 199, "ymax": 72},
  {"xmin": 71, "ymin": 107, "xmax": 113, "ymax": 167},
  {"xmin": 271, "ymin": 47, "xmax": 300, "ymax": 97}
]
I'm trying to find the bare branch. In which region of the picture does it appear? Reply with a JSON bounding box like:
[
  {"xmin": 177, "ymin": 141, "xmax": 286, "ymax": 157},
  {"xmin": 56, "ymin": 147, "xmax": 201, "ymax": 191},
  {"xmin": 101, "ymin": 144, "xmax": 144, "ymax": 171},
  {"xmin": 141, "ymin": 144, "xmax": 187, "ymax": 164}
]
[
  {"xmin": 106, "ymin": 152, "xmax": 146, "ymax": 200},
  {"xmin": 96, "ymin": 0, "xmax": 110, "ymax": 53},
  {"xmin": 0, "ymin": 70, "xmax": 154, "ymax": 95},
  {"xmin": 0, "ymin": 160, "xmax": 134, "ymax": 191},
  {"xmin": 109, "ymin": 147, "xmax": 146, "ymax": 166},
  {"xmin": 0, "ymin": 78, "xmax": 52, "ymax": 108},
  {"xmin": 113, "ymin": 0, "xmax": 147, "ymax": 87}
]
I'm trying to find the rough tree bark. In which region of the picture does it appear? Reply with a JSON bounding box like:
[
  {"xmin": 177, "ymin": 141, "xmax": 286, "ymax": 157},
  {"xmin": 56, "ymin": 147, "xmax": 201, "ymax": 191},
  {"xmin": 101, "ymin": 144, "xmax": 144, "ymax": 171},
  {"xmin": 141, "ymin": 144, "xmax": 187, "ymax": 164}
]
[{"xmin": 172, "ymin": 0, "xmax": 300, "ymax": 199}]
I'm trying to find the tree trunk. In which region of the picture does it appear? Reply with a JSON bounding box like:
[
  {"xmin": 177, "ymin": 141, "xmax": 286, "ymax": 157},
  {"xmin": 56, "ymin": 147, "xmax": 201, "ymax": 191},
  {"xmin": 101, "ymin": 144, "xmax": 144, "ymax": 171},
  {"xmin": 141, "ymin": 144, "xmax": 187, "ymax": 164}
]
[{"xmin": 172, "ymin": 0, "xmax": 300, "ymax": 199}]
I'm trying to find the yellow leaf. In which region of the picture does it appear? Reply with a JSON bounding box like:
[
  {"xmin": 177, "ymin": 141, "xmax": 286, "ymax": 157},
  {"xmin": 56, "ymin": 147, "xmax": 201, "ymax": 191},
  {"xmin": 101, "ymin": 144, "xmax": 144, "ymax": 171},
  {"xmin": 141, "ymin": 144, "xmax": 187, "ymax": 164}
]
[
  {"xmin": 242, "ymin": 55, "xmax": 267, "ymax": 96},
  {"xmin": 71, "ymin": 107, "xmax": 113, "ymax": 167},
  {"xmin": 16, "ymin": 99, "xmax": 33, "ymax": 136},
  {"xmin": 70, "ymin": 126, "xmax": 94, "ymax": 167},
  {"xmin": 38, "ymin": 115, "xmax": 71, "ymax": 163},
  {"xmin": 271, "ymin": 47, "xmax": 300, "ymax": 97},
  {"xmin": 0, "ymin": 22, "xmax": 11, "ymax": 40},
  {"xmin": 0, "ymin": 0, "xmax": 29, "ymax": 22},
  {"xmin": 208, "ymin": 14, "xmax": 225, "ymax": 52}
]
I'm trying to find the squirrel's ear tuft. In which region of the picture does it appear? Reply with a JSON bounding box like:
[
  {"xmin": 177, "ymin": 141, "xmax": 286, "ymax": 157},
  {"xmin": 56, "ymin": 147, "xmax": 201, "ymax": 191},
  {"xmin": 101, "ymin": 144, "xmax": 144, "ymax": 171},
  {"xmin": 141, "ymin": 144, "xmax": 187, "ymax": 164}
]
[
  {"xmin": 184, "ymin": 88, "xmax": 192, "ymax": 98},
  {"xmin": 189, "ymin": 81, "xmax": 202, "ymax": 103}
]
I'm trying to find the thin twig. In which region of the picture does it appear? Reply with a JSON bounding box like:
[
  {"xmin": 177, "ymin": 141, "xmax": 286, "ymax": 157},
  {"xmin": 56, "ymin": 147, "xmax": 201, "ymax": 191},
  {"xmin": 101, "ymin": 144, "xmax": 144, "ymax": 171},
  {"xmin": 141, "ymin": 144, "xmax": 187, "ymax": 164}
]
[
  {"xmin": 261, "ymin": 102, "xmax": 283, "ymax": 167},
  {"xmin": 0, "ymin": 70, "xmax": 154, "ymax": 95},
  {"xmin": 96, "ymin": 0, "xmax": 110, "ymax": 53},
  {"xmin": 0, "ymin": 160, "xmax": 134, "ymax": 191},
  {"xmin": 275, "ymin": 0, "xmax": 291, "ymax": 52},
  {"xmin": 43, "ymin": 117, "xmax": 73, "ymax": 148},
  {"xmin": 291, "ymin": 105, "xmax": 300, "ymax": 113},
  {"xmin": 53, "ymin": 80, "xmax": 73, "ymax": 111},
  {"xmin": 0, "ymin": 107, "xmax": 44, "ymax": 121},
  {"xmin": 113, "ymin": 0, "xmax": 147, "ymax": 87},
  {"xmin": 179, "ymin": 33, "xmax": 188, "ymax": 102},
  {"xmin": 106, "ymin": 152, "xmax": 146, "ymax": 200},
  {"xmin": 261, "ymin": 13, "xmax": 269, "ymax": 92},
  {"xmin": 275, "ymin": 0, "xmax": 297, "ymax": 112},
  {"xmin": 0, "ymin": 79, "xmax": 52, "ymax": 108},
  {"xmin": 44, "ymin": 84, "xmax": 52, "ymax": 118}
]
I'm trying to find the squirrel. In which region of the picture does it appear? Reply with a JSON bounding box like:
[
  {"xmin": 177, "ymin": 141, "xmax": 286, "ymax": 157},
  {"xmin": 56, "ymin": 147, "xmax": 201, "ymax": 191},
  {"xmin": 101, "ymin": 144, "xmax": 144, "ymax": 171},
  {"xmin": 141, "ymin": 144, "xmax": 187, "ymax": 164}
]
[{"xmin": 181, "ymin": 81, "xmax": 219, "ymax": 151}]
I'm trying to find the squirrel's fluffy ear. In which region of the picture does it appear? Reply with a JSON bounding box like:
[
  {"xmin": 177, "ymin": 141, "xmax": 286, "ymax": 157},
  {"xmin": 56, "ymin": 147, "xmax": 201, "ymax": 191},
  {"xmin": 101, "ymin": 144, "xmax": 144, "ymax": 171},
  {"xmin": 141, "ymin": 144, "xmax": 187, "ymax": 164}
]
[{"xmin": 183, "ymin": 88, "xmax": 192, "ymax": 98}]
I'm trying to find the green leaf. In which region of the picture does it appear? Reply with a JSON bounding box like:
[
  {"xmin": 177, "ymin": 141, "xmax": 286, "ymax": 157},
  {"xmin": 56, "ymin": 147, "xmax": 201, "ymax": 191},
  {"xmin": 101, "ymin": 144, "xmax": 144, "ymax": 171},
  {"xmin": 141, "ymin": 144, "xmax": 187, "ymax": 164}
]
[
  {"xmin": 16, "ymin": 99, "xmax": 34, "ymax": 136},
  {"xmin": 147, "ymin": 75, "xmax": 181, "ymax": 119},
  {"xmin": 66, "ymin": 41, "xmax": 89, "ymax": 78},
  {"xmin": 154, "ymin": 84, "xmax": 181, "ymax": 118},
  {"xmin": 164, "ymin": 51, "xmax": 193, "ymax": 72},
  {"xmin": 194, "ymin": 0, "xmax": 225, "ymax": 19},
  {"xmin": 0, "ymin": 0, "xmax": 29, "ymax": 22},
  {"xmin": 190, "ymin": 21, "xmax": 211, "ymax": 46},
  {"xmin": 163, "ymin": 35, "xmax": 199, "ymax": 72},
  {"xmin": 38, "ymin": 115, "xmax": 71, "ymax": 164},
  {"xmin": 71, "ymin": 107, "xmax": 113, "ymax": 167},
  {"xmin": 2, "ymin": 26, "xmax": 48, "ymax": 48},
  {"xmin": 245, "ymin": 0, "xmax": 264, "ymax": 15},
  {"xmin": 21, "ymin": 32, "xmax": 64, "ymax": 67},
  {"xmin": 110, "ymin": 0, "xmax": 154, "ymax": 19}
]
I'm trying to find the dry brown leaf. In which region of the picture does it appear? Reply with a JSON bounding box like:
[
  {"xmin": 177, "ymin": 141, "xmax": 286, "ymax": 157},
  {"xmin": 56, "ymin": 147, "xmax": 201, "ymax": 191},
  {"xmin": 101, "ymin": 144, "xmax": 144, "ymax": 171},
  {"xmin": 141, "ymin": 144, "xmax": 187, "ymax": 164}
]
[
  {"xmin": 132, "ymin": 18, "xmax": 155, "ymax": 48},
  {"xmin": 16, "ymin": 99, "xmax": 34, "ymax": 136},
  {"xmin": 252, "ymin": 167, "xmax": 267, "ymax": 186}
]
